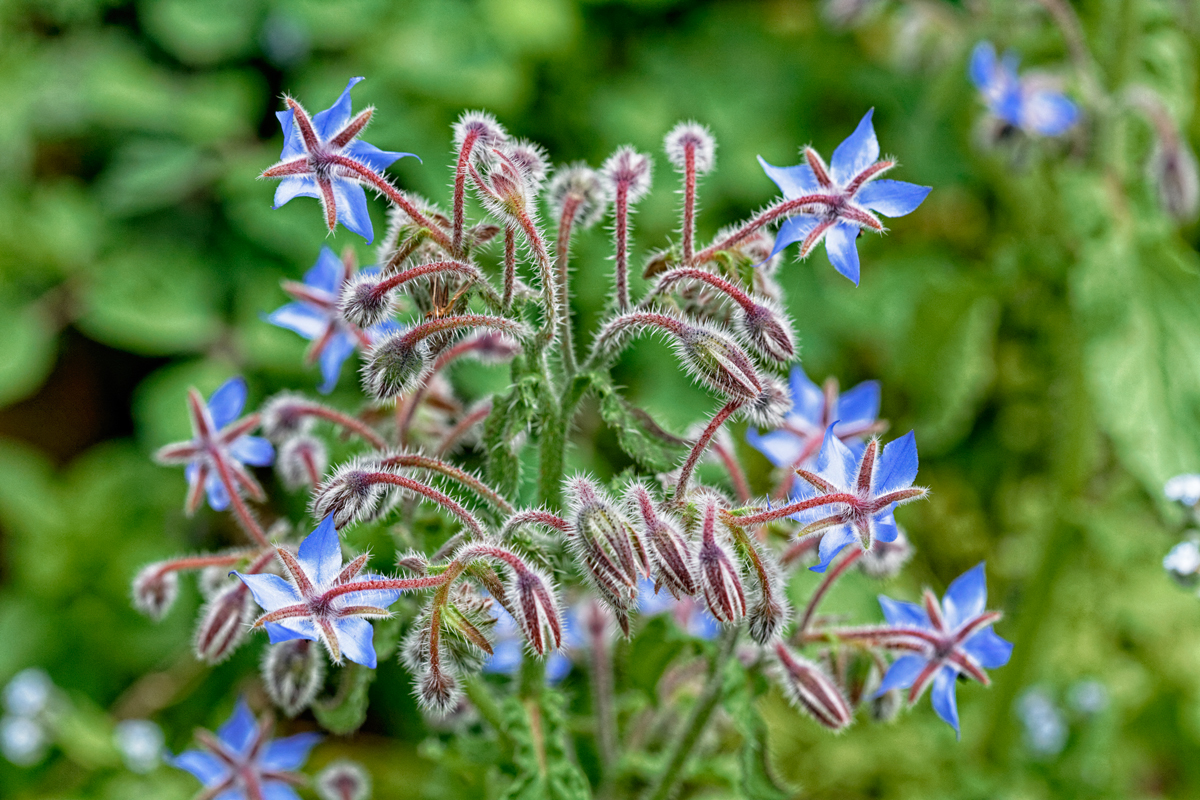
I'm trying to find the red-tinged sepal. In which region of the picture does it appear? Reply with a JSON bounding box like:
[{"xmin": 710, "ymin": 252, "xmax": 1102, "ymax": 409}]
[
  {"xmin": 772, "ymin": 643, "xmax": 853, "ymax": 731},
  {"xmin": 262, "ymin": 639, "xmax": 325, "ymax": 717},
  {"xmin": 194, "ymin": 584, "xmax": 254, "ymax": 664}
]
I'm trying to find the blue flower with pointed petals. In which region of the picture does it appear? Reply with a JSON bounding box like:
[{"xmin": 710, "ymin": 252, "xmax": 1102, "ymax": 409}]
[
  {"xmin": 969, "ymin": 42, "xmax": 1078, "ymax": 137},
  {"xmin": 758, "ymin": 109, "xmax": 931, "ymax": 285},
  {"xmin": 234, "ymin": 515, "xmax": 403, "ymax": 668},
  {"xmin": 267, "ymin": 246, "xmax": 401, "ymax": 394},
  {"xmin": 260, "ymin": 77, "xmax": 418, "ymax": 242},
  {"xmin": 169, "ymin": 698, "xmax": 320, "ymax": 800},
  {"xmin": 484, "ymin": 603, "xmax": 579, "ymax": 683},
  {"xmin": 787, "ymin": 427, "xmax": 928, "ymax": 572},
  {"xmin": 746, "ymin": 365, "xmax": 884, "ymax": 476},
  {"xmin": 637, "ymin": 578, "xmax": 720, "ymax": 639},
  {"xmin": 154, "ymin": 377, "xmax": 275, "ymax": 514},
  {"xmin": 873, "ymin": 563, "xmax": 1013, "ymax": 737}
]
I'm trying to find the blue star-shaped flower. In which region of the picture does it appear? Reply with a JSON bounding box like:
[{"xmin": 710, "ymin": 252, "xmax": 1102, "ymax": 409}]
[
  {"xmin": 874, "ymin": 563, "xmax": 1013, "ymax": 737},
  {"xmin": 788, "ymin": 426, "xmax": 927, "ymax": 572},
  {"xmin": 234, "ymin": 515, "xmax": 403, "ymax": 668},
  {"xmin": 169, "ymin": 698, "xmax": 320, "ymax": 800},
  {"xmin": 746, "ymin": 365, "xmax": 883, "ymax": 476},
  {"xmin": 267, "ymin": 246, "xmax": 399, "ymax": 394},
  {"xmin": 969, "ymin": 42, "xmax": 1078, "ymax": 137},
  {"xmin": 758, "ymin": 109, "xmax": 931, "ymax": 285},
  {"xmin": 484, "ymin": 603, "xmax": 579, "ymax": 683},
  {"xmin": 636, "ymin": 578, "xmax": 720, "ymax": 640},
  {"xmin": 261, "ymin": 77, "xmax": 417, "ymax": 242},
  {"xmin": 154, "ymin": 377, "xmax": 275, "ymax": 514}
]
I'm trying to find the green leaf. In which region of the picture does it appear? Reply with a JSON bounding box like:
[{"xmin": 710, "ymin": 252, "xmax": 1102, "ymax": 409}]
[
  {"xmin": 499, "ymin": 691, "xmax": 592, "ymax": 800},
  {"xmin": 594, "ymin": 374, "xmax": 688, "ymax": 473},
  {"xmin": 723, "ymin": 664, "xmax": 791, "ymax": 800},
  {"xmin": 484, "ymin": 371, "xmax": 542, "ymax": 502},
  {"xmin": 0, "ymin": 298, "xmax": 56, "ymax": 407}
]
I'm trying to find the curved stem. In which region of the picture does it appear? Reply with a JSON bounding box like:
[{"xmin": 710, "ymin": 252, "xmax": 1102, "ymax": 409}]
[
  {"xmin": 291, "ymin": 402, "xmax": 387, "ymax": 450},
  {"xmin": 366, "ymin": 471, "xmax": 486, "ymax": 538},
  {"xmin": 322, "ymin": 574, "xmax": 448, "ymax": 602},
  {"xmin": 435, "ymin": 401, "xmax": 493, "ymax": 456},
  {"xmin": 212, "ymin": 458, "xmax": 269, "ymax": 547},
  {"xmin": 693, "ymin": 194, "xmax": 837, "ymax": 264},
  {"xmin": 328, "ymin": 155, "xmax": 454, "ymax": 253},
  {"xmin": 651, "ymin": 267, "xmax": 757, "ymax": 315},
  {"xmin": 726, "ymin": 493, "xmax": 858, "ymax": 526},
  {"xmin": 377, "ymin": 452, "xmax": 514, "ymax": 514},
  {"xmin": 453, "ymin": 130, "xmax": 480, "ymax": 257},
  {"xmin": 673, "ymin": 400, "xmax": 743, "ymax": 502},
  {"xmin": 797, "ymin": 547, "xmax": 863, "ymax": 634}
]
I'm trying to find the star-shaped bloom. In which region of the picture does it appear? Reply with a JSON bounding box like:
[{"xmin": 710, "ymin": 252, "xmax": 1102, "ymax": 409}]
[
  {"xmin": 746, "ymin": 365, "xmax": 885, "ymax": 478},
  {"xmin": 637, "ymin": 578, "xmax": 720, "ymax": 640},
  {"xmin": 969, "ymin": 42, "xmax": 1078, "ymax": 137},
  {"xmin": 873, "ymin": 563, "xmax": 1013, "ymax": 737},
  {"xmin": 759, "ymin": 109, "xmax": 931, "ymax": 285},
  {"xmin": 260, "ymin": 77, "xmax": 417, "ymax": 243},
  {"xmin": 788, "ymin": 427, "xmax": 928, "ymax": 572},
  {"xmin": 154, "ymin": 377, "xmax": 274, "ymax": 514},
  {"xmin": 484, "ymin": 603, "xmax": 578, "ymax": 683},
  {"xmin": 169, "ymin": 698, "xmax": 320, "ymax": 800},
  {"xmin": 234, "ymin": 515, "xmax": 403, "ymax": 668},
  {"xmin": 267, "ymin": 246, "xmax": 399, "ymax": 394}
]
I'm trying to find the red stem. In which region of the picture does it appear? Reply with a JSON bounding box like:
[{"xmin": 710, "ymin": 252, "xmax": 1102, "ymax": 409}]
[
  {"xmin": 323, "ymin": 574, "xmax": 448, "ymax": 601},
  {"xmin": 682, "ymin": 145, "xmax": 696, "ymax": 265},
  {"xmin": 797, "ymin": 547, "xmax": 864, "ymax": 634},
  {"xmin": 328, "ymin": 155, "xmax": 454, "ymax": 253},
  {"xmin": 725, "ymin": 492, "xmax": 858, "ymax": 526},
  {"xmin": 366, "ymin": 471, "xmax": 485, "ymax": 538},
  {"xmin": 435, "ymin": 401, "xmax": 492, "ymax": 456},
  {"xmin": 503, "ymin": 225, "xmax": 516, "ymax": 310},
  {"xmin": 293, "ymin": 403, "xmax": 387, "ymax": 450},
  {"xmin": 212, "ymin": 456, "xmax": 269, "ymax": 547},
  {"xmin": 673, "ymin": 399, "xmax": 743, "ymax": 502},
  {"xmin": 453, "ymin": 130, "xmax": 480, "ymax": 256},
  {"xmin": 710, "ymin": 436, "xmax": 752, "ymax": 503},
  {"xmin": 693, "ymin": 194, "xmax": 838, "ymax": 264},
  {"xmin": 652, "ymin": 267, "xmax": 757, "ymax": 315},
  {"xmin": 614, "ymin": 184, "xmax": 630, "ymax": 312},
  {"xmin": 377, "ymin": 452, "xmax": 513, "ymax": 513}
]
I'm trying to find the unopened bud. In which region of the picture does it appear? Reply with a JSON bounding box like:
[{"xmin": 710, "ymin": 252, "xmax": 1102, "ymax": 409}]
[
  {"xmin": 260, "ymin": 392, "xmax": 316, "ymax": 441},
  {"xmin": 510, "ymin": 566, "xmax": 563, "ymax": 656},
  {"xmin": 626, "ymin": 483, "xmax": 698, "ymax": 597},
  {"xmin": 566, "ymin": 478, "xmax": 649, "ymax": 634},
  {"xmin": 454, "ymin": 111, "xmax": 508, "ymax": 156},
  {"xmin": 677, "ymin": 324, "xmax": 763, "ymax": 403},
  {"xmin": 1164, "ymin": 539, "xmax": 1200, "ymax": 588},
  {"xmin": 193, "ymin": 584, "xmax": 253, "ymax": 664},
  {"xmin": 262, "ymin": 639, "xmax": 325, "ymax": 717},
  {"xmin": 276, "ymin": 435, "xmax": 328, "ymax": 490},
  {"xmin": 416, "ymin": 665, "xmax": 460, "ymax": 715},
  {"xmin": 317, "ymin": 760, "xmax": 372, "ymax": 800},
  {"xmin": 773, "ymin": 644, "xmax": 853, "ymax": 731},
  {"xmin": 859, "ymin": 528, "xmax": 914, "ymax": 579},
  {"xmin": 664, "ymin": 121, "xmax": 716, "ymax": 174},
  {"xmin": 745, "ymin": 377, "xmax": 791, "ymax": 428},
  {"xmin": 601, "ymin": 146, "xmax": 653, "ymax": 204},
  {"xmin": 339, "ymin": 273, "xmax": 397, "ymax": 330},
  {"xmin": 738, "ymin": 298, "xmax": 795, "ymax": 364},
  {"xmin": 505, "ymin": 139, "xmax": 549, "ymax": 188},
  {"xmin": 402, "ymin": 588, "xmax": 496, "ymax": 677},
  {"xmin": 696, "ymin": 501, "xmax": 747, "ymax": 623},
  {"xmin": 310, "ymin": 459, "xmax": 389, "ymax": 529},
  {"xmin": 746, "ymin": 547, "xmax": 788, "ymax": 645},
  {"xmin": 361, "ymin": 331, "xmax": 430, "ymax": 400},
  {"xmin": 397, "ymin": 549, "xmax": 429, "ymax": 575},
  {"xmin": 132, "ymin": 564, "xmax": 179, "ymax": 621},
  {"xmin": 546, "ymin": 163, "xmax": 608, "ymax": 229}
]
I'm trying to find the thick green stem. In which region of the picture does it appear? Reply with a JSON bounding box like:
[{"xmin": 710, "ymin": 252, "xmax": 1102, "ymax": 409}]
[{"xmin": 536, "ymin": 373, "xmax": 592, "ymax": 510}]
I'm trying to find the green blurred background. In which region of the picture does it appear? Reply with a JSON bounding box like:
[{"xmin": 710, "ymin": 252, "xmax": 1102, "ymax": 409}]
[{"xmin": 3, "ymin": 0, "xmax": 1200, "ymax": 797}]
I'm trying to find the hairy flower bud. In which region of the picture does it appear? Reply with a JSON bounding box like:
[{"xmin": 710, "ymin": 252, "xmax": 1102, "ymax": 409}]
[
  {"xmin": 626, "ymin": 482, "xmax": 698, "ymax": 597},
  {"xmin": 858, "ymin": 527, "xmax": 914, "ymax": 579},
  {"xmin": 505, "ymin": 139, "xmax": 549, "ymax": 188},
  {"xmin": 696, "ymin": 500, "xmax": 747, "ymax": 623},
  {"xmin": 678, "ymin": 324, "xmax": 763, "ymax": 403},
  {"xmin": 402, "ymin": 587, "xmax": 496, "ymax": 678},
  {"xmin": 773, "ymin": 643, "xmax": 853, "ymax": 731},
  {"xmin": 566, "ymin": 478, "xmax": 650, "ymax": 634},
  {"xmin": 260, "ymin": 392, "xmax": 316, "ymax": 441},
  {"xmin": 262, "ymin": 639, "xmax": 325, "ymax": 717},
  {"xmin": 601, "ymin": 146, "xmax": 653, "ymax": 204},
  {"xmin": 546, "ymin": 163, "xmax": 608, "ymax": 229},
  {"xmin": 193, "ymin": 584, "xmax": 254, "ymax": 664},
  {"xmin": 745, "ymin": 545, "xmax": 788, "ymax": 645},
  {"xmin": 132, "ymin": 563, "xmax": 179, "ymax": 621},
  {"xmin": 664, "ymin": 121, "xmax": 716, "ymax": 174},
  {"xmin": 416, "ymin": 664, "xmax": 460, "ymax": 715},
  {"xmin": 454, "ymin": 111, "xmax": 507, "ymax": 155},
  {"xmin": 317, "ymin": 760, "xmax": 372, "ymax": 800},
  {"xmin": 737, "ymin": 298, "xmax": 796, "ymax": 364},
  {"xmin": 510, "ymin": 565, "xmax": 563, "ymax": 656},
  {"xmin": 339, "ymin": 272, "xmax": 397, "ymax": 330},
  {"xmin": 745, "ymin": 377, "xmax": 791, "ymax": 428},
  {"xmin": 277, "ymin": 435, "xmax": 328, "ymax": 490},
  {"xmin": 362, "ymin": 331, "xmax": 431, "ymax": 401},
  {"xmin": 310, "ymin": 459, "xmax": 388, "ymax": 529}
]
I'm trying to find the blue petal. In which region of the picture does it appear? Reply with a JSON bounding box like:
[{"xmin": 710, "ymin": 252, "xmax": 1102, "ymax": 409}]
[
  {"xmin": 855, "ymin": 180, "xmax": 931, "ymax": 217},
  {"xmin": 931, "ymin": 667, "xmax": 961, "ymax": 737},
  {"xmin": 767, "ymin": 215, "xmax": 818, "ymax": 260},
  {"xmin": 208, "ymin": 377, "xmax": 247, "ymax": 429},
  {"xmin": 217, "ymin": 699, "xmax": 257, "ymax": 755},
  {"xmin": 261, "ymin": 732, "xmax": 322, "ymax": 771},
  {"xmin": 317, "ymin": 331, "xmax": 358, "ymax": 395},
  {"xmin": 835, "ymin": 380, "xmax": 880, "ymax": 426},
  {"xmin": 276, "ymin": 108, "xmax": 303, "ymax": 160},
  {"xmin": 813, "ymin": 424, "xmax": 858, "ymax": 490},
  {"xmin": 942, "ymin": 562, "xmax": 988, "ymax": 630},
  {"xmin": 1021, "ymin": 90, "xmax": 1078, "ymax": 136},
  {"xmin": 745, "ymin": 428, "xmax": 806, "ymax": 468},
  {"xmin": 262, "ymin": 782, "xmax": 304, "ymax": 800},
  {"xmin": 810, "ymin": 525, "xmax": 856, "ymax": 573},
  {"xmin": 304, "ymin": 247, "xmax": 344, "ymax": 294},
  {"xmin": 235, "ymin": 572, "xmax": 300, "ymax": 612},
  {"xmin": 267, "ymin": 303, "xmax": 327, "ymax": 341},
  {"xmin": 876, "ymin": 654, "xmax": 927, "ymax": 694},
  {"xmin": 230, "ymin": 436, "xmax": 274, "ymax": 467},
  {"xmin": 830, "ymin": 109, "xmax": 879, "ymax": 186},
  {"xmin": 265, "ymin": 619, "xmax": 317, "ymax": 643},
  {"xmin": 484, "ymin": 638, "xmax": 524, "ymax": 675},
  {"xmin": 546, "ymin": 653, "xmax": 573, "ymax": 684},
  {"xmin": 874, "ymin": 431, "xmax": 918, "ymax": 494},
  {"xmin": 273, "ymin": 176, "xmax": 319, "ymax": 208},
  {"xmin": 878, "ymin": 595, "xmax": 929, "ymax": 628},
  {"xmin": 788, "ymin": 364, "xmax": 825, "ymax": 425},
  {"xmin": 332, "ymin": 178, "xmax": 374, "ymax": 243},
  {"xmin": 757, "ymin": 155, "xmax": 821, "ymax": 198},
  {"xmin": 169, "ymin": 749, "xmax": 227, "ymax": 786},
  {"xmin": 689, "ymin": 610, "xmax": 722, "ymax": 640},
  {"xmin": 824, "ymin": 222, "xmax": 861, "ymax": 285},
  {"xmin": 205, "ymin": 470, "xmax": 231, "ymax": 511},
  {"xmin": 968, "ymin": 42, "xmax": 998, "ymax": 91},
  {"xmin": 344, "ymin": 140, "xmax": 418, "ymax": 172},
  {"xmin": 962, "ymin": 626, "xmax": 1013, "ymax": 669},
  {"xmin": 871, "ymin": 510, "xmax": 899, "ymax": 543},
  {"xmin": 312, "ymin": 77, "xmax": 365, "ymax": 141},
  {"xmin": 297, "ymin": 515, "xmax": 342, "ymax": 586},
  {"xmin": 334, "ymin": 617, "xmax": 377, "ymax": 668}
]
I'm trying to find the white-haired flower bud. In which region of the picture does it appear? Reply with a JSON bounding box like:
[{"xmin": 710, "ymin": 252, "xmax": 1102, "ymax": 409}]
[
  {"xmin": 566, "ymin": 478, "xmax": 650, "ymax": 634},
  {"xmin": 678, "ymin": 324, "xmax": 763, "ymax": 403},
  {"xmin": 132, "ymin": 564, "xmax": 179, "ymax": 621},
  {"xmin": 745, "ymin": 377, "xmax": 791, "ymax": 428},
  {"xmin": 746, "ymin": 545, "xmax": 788, "ymax": 645},
  {"xmin": 262, "ymin": 639, "xmax": 325, "ymax": 717},
  {"xmin": 277, "ymin": 435, "xmax": 328, "ymax": 490},
  {"xmin": 339, "ymin": 272, "xmax": 397, "ymax": 330},
  {"xmin": 773, "ymin": 643, "xmax": 853, "ymax": 731},
  {"xmin": 193, "ymin": 584, "xmax": 253, "ymax": 664},
  {"xmin": 546, "ymin": 163, "xmax": 608, "ymax": 229},
  {"xmin": 664, "ymin": 121, "xmax": 716, "ymax": 174},
  {"xmin": 601, "ymin": 146, "xmax": 653, "ymax": 204},
  {"xmin": 858, "ymin": 528, "xmax": 914, "ymax": 579},
  {"xmin": 626, "ymin": 482, "xmax": 698, "ymax": 597},
  {"xmin": 260, "ymin": 392, "xmax": 316, "ymax": 441},
  {"xmin": 453, "ymin": 111, "xmax": 507, "ymax": 156},
  {"xmin": 416, "ymin": 664, "xmax": 460, "ymax": 715},
  {"xmin": 696, "ymin": 500, "xmax": 746, "ymax": 623},
  {"xmin": 505, "ymin": 139, "xmax": 549, "ymax": 188},
  {"xmin": 362, "ymin": 331, "xmax": 430, "ymax": 401},
  {"xmin": 737, "ymin": 298, "xmax": 796, "ymax": 364},
  {"xmin": 316, "ymin": 760, "xmax": 372, "ymax": 800},
  {"xmin": 310, "ymin": 459, "xmax": 389, "ymax": 529}
]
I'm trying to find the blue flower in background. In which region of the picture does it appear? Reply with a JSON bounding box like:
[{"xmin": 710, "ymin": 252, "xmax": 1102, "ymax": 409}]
[
  {"xmin": 484, "ymin": 602, "xmax": 579, "ymax": 683},
  {"xmin": 759, "ymin": 109, "xmax": 931, "ymax": 285},
  {"xmin": 261, "ymin": 77, "xmax": 417, "ymax": 242},
  {"xmin": 969, "ymin": 42, "xmax": 1078, "ymax": 137},
  {"xmin": 169, "ymin": 698, "xmax": 320, "ymax": 800},
  {"xmin": 154, "ymin": 376, "xmax": 274, "ymax": 514},
  {"xmin": 267, "ymin": 246, "xmax": 399, "ymax": 394},
  {"xmin": 788, "ymin": 427, "xmax": 927, "ymax": 572},
  {"xmin": 637, "ymin": 578, "xmax": 720, "ymax": 639},
  {"xmin": 874, "ymin": 563, "xmax": 1013, "ymax": 737},
  {"xmin": 235, "ymin": 515, "xmax": 402, "ymax": 668}
]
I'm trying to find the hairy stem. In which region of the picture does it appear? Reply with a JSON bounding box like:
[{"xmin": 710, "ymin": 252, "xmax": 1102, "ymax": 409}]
[
  {"xmin": 613, "ymin": 184, "xmax": 631, "ymax": 312},
  {"xmin": 673, "ymin": 400, "xmax": 743, "ymax": 503},
  {"xmin": 555, "ymin": 195, "xmax": 581, "ymax": 375},
  {"xmin": 682, "ymin": 144, "xmax": 697, "ymax": 265},
  {"xmin": 692, "ymin": 194, "xmax": 838, "ymax": 264},
  {"xmin": 797, "ymin": 547, "xmax": 863, "ymax": 634},
  {"xmin": 503, "ymin": 225, "xmax": 516, "ymax": 311}
]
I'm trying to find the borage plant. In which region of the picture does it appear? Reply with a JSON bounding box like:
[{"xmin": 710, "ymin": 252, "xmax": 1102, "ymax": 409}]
[{"xmin": 138, "ymin": 77, "xmax": 1012, "ymax": 798}]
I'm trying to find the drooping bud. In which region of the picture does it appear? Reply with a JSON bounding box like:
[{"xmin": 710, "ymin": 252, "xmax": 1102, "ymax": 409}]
[
  {"xmin": 453, "ymin": 111, "xmax": 508, "ymax": 158},
  {"xmin": 361, "ymin": 330, "xmax": 431, "ymax": 401},
  {"xmin": 505, "ymin": 139, "xmax": 550, "ymax": 189},
  {"xmin": 677, "ymin": 323, "xmax": 763, "ymax": 403},
  {"xmin": 625, "ymin": 482, "xmax": 698, "ymax": 597},
  {"xmin": 745, "ymin": 377, "xmax": 791, "ymax": 428},
  {"xmin": 401, "ymin": 586, "xmax": 496, "ymax": 678},
  {"xmin": 416, "ymin": 664, "xmax": 460, "ymax": 715},
  {"xmin": 262, "ymin": 638, "xmax": 325, "ymax": 717},
  {"xmin": 772, "ymin": 643, "xmax": 853, "ymax": 731},
  {"xmin": 260, "ymin": 392, "xmax": 316, "ymax": 441},
  {"xmin": 316, "ymin": 760, "xmax": 373, "ymax": 800},
  {"xmin": 601, "ymin": 146, "xmax": 653, "ymax": 204},
  {"xmin": 193, "ymin": 584, "xmax": 254, "ymax": 664},
  {"xmin": 858, "ymin": 527, "xmax": 914, "ymax": 579},
  {"xmin": 310, "ymin": 458, "xmax": 388, "ymax": 529},
  {"xmin": 397, "ymin": 549, "xmax": 429, "ymax": 575},
  {"xmin": 339, "ymin": 272, "xmax": 398, "ymax": 330},
  {"xmin": 745, "ymin": 543, "xmax": 789, "ymax": 645},
  {"xmin": 565, "ymin": 478, "xmax": 650, "ymax": 634},
  {"xmin": 1164, "ymin": 539, "xmax": 1200, "ymax": 588},
  {"xmin": 664, "ymin": 121, "xmax": 716, "ymax": 175},
  {"xmin": 132, "ymin": 563, "xmax": 179, "ymax": 621},
  {"xmin": 696, "ymin": 500, "xmax": 747, "ymax": 623},
  {"xmin": 737, "ymin": 297, "xmax": 795, "ymax": 364},
  {"xmin": 546, "ymin": 163, "xmax": 608, "ymax": 229},
  {"xmin": 509, "ymin": 565, "xmax": 563, "ymax": 657},
  {"xmin": 277, "ymin": 435, "xmax": 328, "ymax": 490}
]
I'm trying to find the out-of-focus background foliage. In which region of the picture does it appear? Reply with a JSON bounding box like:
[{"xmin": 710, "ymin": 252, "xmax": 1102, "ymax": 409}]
[{"xmin": 2, "ymin": 0, "xmax": 1200, "ymax": 797}]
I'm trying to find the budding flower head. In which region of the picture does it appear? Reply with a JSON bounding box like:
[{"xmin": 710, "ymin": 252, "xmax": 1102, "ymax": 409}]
[
  {"xmin": 858, "ymin": 527, "xmax": 914, "ymax": 579},
  {"xmin": 677, "ymin": 322, "xmax": 763, "ymax": 403},
  {"xmin": 745, "ymin": 544, "xmax": 789, "ymax": 645},
  {"xmin": 664, "ymin": 121, "xmax": 716, "ymax": 174},
  {"xmin": 132, "ymin": 564, "xmax": 179, "ymax": 621},
  {"xmin": 401, "ymin": 585, "xmax": 496, "ymax": 678},
  {"xmin": 453, "ymin": 110, "xmax": 507, "ymax": 156},
  {"xmin": 696, "ymin": 499, "xmax": 747, "ymax": 624},
  {"xmin": 737, "ymin": 297, "xmax": 796, "ymax": 365},
  {"xmin": 566, "ymin": 477, "xmax": 650, "ymax": 634},
  {"xmin": 310, "ymin": 458, "xmax": 388, "ymax": 529},
  {"xmin": 362, "ymin": 330, "xmax": 430, "ymax": 401},
  {"xmin": 259, "ymin": 392, "xmax": 315, "ymax": 441},
  {"xmin": 601, "ymin": 146, "xmax": 653, "ymax": 204},
  {"xmin": 745, "ymin": 377, "xmax": 791, "ymax": 429},
  {"xmin": 277, "ymin": 435, "xmax": 328, "ymax": 490},
  {"xmin": 546, "ymin": 163, "xmax": 608, "ymax": 229},
  {"xmin": 317, "ymin": 760, "xmax": 372, "ymax": 800},
  {"xmin": 772, "ymin": 643, "xmax": 853, "ymax": 731},
  {"xmin": 625, "ymin": 482, "xmax": 698, "ymax": 598},
  {"xmin": 262, "ymin": 639, "xmax": 325, "ymax": 717},
  {"xmin": 339, "ymin": 272, "xmax": 397, "ymax": 330},
  {"xmin": 505, "ymin": 139, "xmax": 550, "ymax": 188},
  {"xmin": 193, "ymin": 584, "xmax": 253, "ymax": 664}
]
